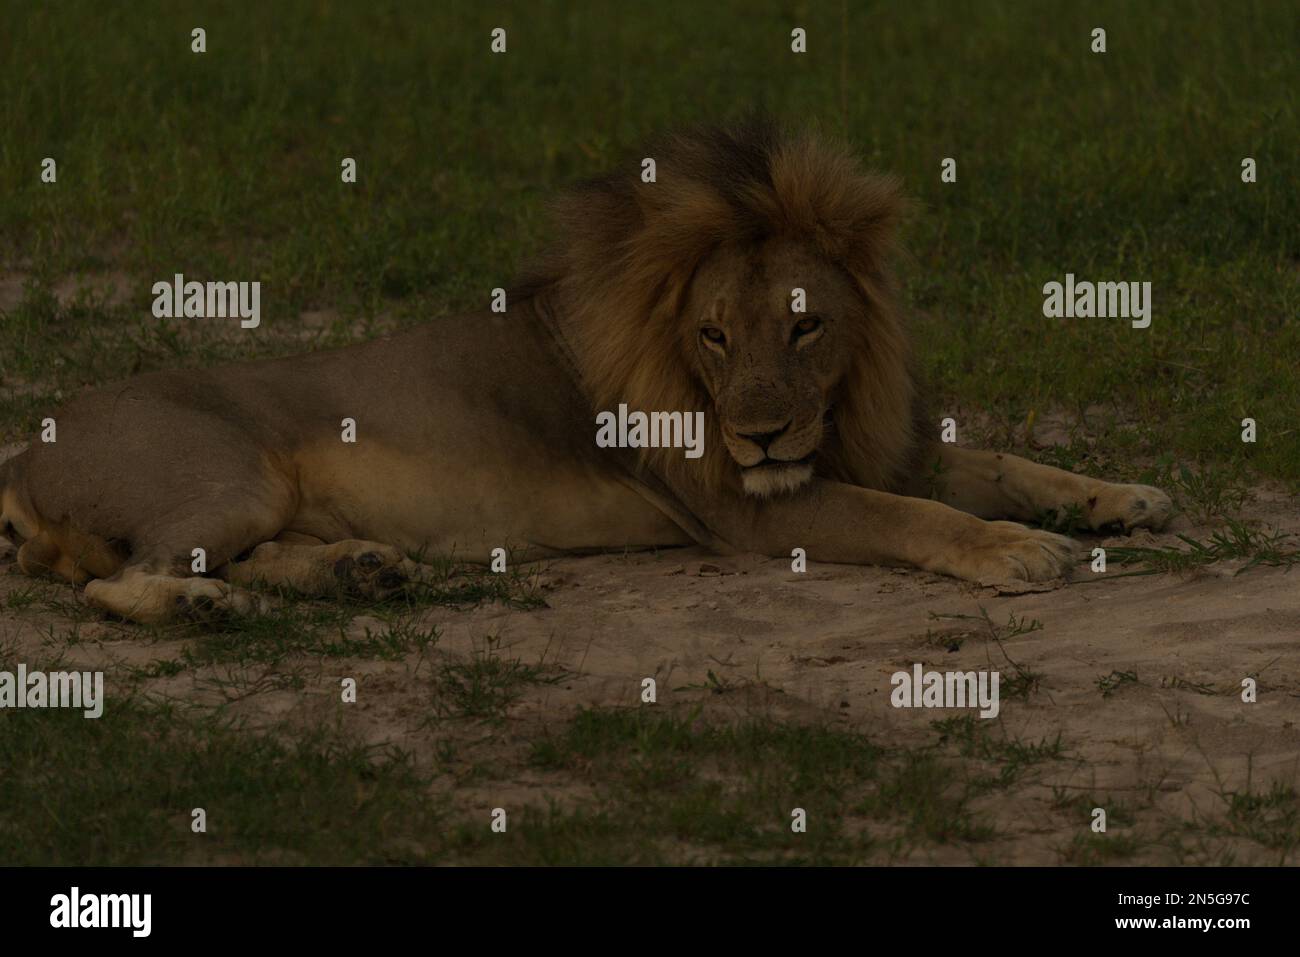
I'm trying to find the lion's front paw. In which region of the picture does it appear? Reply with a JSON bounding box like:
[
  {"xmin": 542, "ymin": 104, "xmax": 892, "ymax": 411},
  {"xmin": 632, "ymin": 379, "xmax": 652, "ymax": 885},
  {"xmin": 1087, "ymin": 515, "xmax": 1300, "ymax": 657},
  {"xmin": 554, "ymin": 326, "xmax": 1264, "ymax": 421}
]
[
  {"xmin": 947, "ymin": 521, "xmax": 1083, "ymax": 585},
  {"xmin": 1087, "ymin": 483, "xmax": 1173, "ymax": 532}
]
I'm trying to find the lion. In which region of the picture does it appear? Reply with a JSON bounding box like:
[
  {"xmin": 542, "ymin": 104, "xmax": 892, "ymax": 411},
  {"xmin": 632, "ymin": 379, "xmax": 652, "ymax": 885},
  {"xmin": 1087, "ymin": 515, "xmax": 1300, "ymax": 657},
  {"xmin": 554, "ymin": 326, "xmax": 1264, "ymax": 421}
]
[{"xmin": 0, "ymin": 120, "xmax": 1171, "ymax": 624}]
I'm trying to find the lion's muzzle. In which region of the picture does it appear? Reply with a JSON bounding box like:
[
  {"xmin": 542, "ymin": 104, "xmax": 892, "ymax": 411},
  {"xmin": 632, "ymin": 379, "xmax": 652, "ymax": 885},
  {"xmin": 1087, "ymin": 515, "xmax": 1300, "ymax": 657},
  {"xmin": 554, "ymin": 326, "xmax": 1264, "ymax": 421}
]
[{"xmin": 723, "ymin": 417, "xmax": 822, "ymax": 497}]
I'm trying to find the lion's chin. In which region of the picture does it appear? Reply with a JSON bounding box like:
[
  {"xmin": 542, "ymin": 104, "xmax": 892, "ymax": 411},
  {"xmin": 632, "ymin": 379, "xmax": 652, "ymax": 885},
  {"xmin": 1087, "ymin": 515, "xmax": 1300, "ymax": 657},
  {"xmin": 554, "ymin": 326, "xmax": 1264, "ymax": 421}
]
[{"xmin": 740, "ymin": 462, "xmax": 815, "ymax": 498}]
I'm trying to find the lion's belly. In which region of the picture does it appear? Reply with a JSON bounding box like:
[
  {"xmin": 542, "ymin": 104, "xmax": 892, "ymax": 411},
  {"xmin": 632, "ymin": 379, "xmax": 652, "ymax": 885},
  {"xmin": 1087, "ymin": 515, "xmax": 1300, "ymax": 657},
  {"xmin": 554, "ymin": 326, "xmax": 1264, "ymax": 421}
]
[{"xmin": 285, "ymin": 440, "xmax": 691, "ymax": 560}]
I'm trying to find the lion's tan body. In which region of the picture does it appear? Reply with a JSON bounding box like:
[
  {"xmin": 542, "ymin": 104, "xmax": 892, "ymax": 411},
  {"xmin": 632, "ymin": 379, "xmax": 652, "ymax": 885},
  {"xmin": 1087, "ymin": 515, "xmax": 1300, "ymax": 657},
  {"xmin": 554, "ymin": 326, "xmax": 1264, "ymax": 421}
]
[
  {"xmin": 0, "ymin": 122, "xmax": 1170, "ymax": 623},
  {"xmin": 2, "ymin": 312, "xmax": 690, "ymax": 616}
]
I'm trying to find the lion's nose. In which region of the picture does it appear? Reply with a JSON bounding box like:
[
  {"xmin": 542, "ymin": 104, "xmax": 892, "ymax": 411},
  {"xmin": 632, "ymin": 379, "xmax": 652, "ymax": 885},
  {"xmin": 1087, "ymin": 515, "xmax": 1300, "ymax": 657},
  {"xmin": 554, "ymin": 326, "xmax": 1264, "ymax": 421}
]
[{"xmin": 738, "ymin": 422, "xmax": 791, "ymax": 453}]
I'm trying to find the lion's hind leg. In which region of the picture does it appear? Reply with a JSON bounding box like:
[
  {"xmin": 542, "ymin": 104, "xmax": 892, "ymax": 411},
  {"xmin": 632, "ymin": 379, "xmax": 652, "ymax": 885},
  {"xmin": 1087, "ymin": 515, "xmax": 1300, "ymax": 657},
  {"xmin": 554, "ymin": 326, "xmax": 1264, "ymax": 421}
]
[
  {"xmin": 3, "ymin": 453, "xmax": 123, "ymax": 583},
  {"xmin": 74, "ymin": 476, "xmax": 297, "ymax": 625},
  {"xmin": 218, "ymin": 539, "xmax": 409, "ymax": 601},
  {"xmin": 15, "ymin": 523, "xmax": 128, "ymax": 585}
]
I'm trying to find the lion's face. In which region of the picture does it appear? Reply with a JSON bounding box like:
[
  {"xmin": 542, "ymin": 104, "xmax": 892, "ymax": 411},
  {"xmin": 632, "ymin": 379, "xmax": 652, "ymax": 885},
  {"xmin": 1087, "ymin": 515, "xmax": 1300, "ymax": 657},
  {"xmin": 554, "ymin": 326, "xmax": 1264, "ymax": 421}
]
[{"xmin": 686, "ymin": 239, "xmax": 862, "ymax": 497}]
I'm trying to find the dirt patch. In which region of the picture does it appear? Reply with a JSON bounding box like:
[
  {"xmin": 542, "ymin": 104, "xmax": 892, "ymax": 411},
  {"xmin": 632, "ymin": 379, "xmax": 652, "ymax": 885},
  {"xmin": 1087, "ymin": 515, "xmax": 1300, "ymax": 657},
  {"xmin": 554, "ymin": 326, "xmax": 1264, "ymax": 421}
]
[
  {"xmin": 1, "ymin": 466, "xmax": 1296, "ymax": 863},
  {"xmin": 0, "ymin": 270, "xmax": 136, "ymax": 312}
]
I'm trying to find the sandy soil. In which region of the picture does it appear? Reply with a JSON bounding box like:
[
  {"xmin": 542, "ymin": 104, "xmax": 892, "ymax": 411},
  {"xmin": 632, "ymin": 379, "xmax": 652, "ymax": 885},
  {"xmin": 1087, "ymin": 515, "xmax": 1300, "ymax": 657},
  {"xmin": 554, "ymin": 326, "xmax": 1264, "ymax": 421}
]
[
  {"xmin": 0, "ymin": 446, "xmax": 1296, "ymax": 864},
  {"xmin": 423, "ymin": 491, "xmax": 1299, "ymax": 862}
]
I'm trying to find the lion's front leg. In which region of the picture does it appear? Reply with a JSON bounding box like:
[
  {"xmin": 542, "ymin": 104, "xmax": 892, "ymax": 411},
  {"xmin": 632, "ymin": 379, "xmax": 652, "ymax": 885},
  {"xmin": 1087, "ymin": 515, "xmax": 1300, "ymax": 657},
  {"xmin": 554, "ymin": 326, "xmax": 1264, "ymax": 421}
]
[
  {"xmin": 700, "ymin": 479, "xmax": 1082, "ymax": 584},
  {"xmin": 910, "ymin": 443, "xmax": 1173, "ymax": 532}
]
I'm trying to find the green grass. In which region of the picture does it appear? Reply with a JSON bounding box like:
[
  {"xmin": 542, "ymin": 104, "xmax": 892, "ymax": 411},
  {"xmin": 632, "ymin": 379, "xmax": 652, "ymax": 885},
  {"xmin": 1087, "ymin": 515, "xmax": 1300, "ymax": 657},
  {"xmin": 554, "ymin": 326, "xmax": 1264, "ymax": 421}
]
[
  {"xmin": 0, "ymin": 560, "xmax": 540, "ymax": 673},
  {"xmin": 1216, "ymin": 781, "xmax": 1300, "ymax": 857},
  {"xmin": 517, "ymin": 705, "xmax": 1067, "ymax": 862},
  {"xmin": 927, "ymin": 606, "xmax": 1044, "ymax": 642},
  {"xmin": 431, "ymin": 635, "xmax": 568, "ymax": 722},
  {"xmin": 2, "ymin": 686, "xmax": 1292, "ymax": 864},
  {"xmin": 1096, "ymin": 669, "xmax": 1140, "ymax": 698},
  {"xmin": 0, "ymin": 0, "xmax": 1296, "ymax": 484},
  {"xmin": 1058, "ymin": 831, "xmax": 1146, "ymax": 865},
  {"xmin": 0, "ymin": 694, "xmax": 447, "ymax": 865},
  {"xmin": 405, "ymin": 553, "xmax": 548, "ymax": 611},
  {"xmin": 931, "ymin": 715, "xmax": 1066, "ymax": 792},
  {"xmin": 1144, "ymin": 458, "xmax": 1254, "ymax": 525},
  {"xmin": 1106, "ymin": 519, "xmax": 1300, "ymax": 575},
  {"xmin": 525, "ymin": 706, "xmax": 888, "ymax": 862}
]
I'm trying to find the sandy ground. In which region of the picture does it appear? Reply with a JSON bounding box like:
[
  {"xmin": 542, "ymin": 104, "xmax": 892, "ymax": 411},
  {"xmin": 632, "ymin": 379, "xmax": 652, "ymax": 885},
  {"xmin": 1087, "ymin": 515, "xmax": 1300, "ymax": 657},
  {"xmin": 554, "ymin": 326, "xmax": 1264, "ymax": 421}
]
[
  {"xmin": 418, "ymin": 490, "xmax": 1299, "ymax": 863},
  {"xmin": 1, "ymin": 432, "xmax": 1296, "ymax": 863}
]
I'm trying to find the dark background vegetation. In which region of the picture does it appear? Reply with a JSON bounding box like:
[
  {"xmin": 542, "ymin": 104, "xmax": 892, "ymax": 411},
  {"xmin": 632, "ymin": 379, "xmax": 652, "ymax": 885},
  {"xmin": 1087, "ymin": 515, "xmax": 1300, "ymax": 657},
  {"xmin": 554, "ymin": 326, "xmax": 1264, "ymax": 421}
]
[{"xmin": 2, "ymin": 0, "xmax": 1296, "ymax": 479}]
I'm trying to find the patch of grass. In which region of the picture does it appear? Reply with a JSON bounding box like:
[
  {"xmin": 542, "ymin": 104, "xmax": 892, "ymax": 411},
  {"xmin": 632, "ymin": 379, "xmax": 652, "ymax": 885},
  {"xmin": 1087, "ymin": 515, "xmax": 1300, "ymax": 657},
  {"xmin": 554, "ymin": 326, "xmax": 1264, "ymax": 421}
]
[
  {"xmin": 0, "ymin": 0, "xmax": 1295, "ymax": 480},
  {"xmin": 123, "ymin": 657, "xmax": 186, "ymax": 681},
  {"xmin": 859, "ymin": 750, "xmax": 998, "ymax": 846},
  {"xmin": 1159, "ymin": 675, "xmax": 1219, "ymax": 696},
  {"xmin": 407, "ymin": 555, "xmax": 547, "ymax": 611},
  {"xmin": 0, "ymin": 695, "xmax": 446, "ymax": 865},
  {"xmin": 998, "ymin": 660, "xmax": 1045, "ymax": 701},
  {"xmin": 319, "ymin": 617, "xmax": 439, "ymax": 661},
  {"xmin": 1050, "ymin": 789, "xmax": 1141, "ymax": 828},
  {"xmin": 932, "ymin": 715, "xmax": 1066, "ymax": 792},
  {"xmin": 432, "ymin": 636, "xmax": 566, "ymax": 722},
  {"xmin": 3, "ymin": 579, "xmax": 95, "ymax": 622},
  {"xmin": 1155, "ymin": 770, "xmax": 1300, "ymax": 864},
  {"xmin": 1214, "ymin": 781, "xmax": 1300, "ymax": 857},
  {"xmin": 509, "ymin": 705, "xmax": 1080, "ymax": 862},
  {"xmin": 1058, "ymin": 831, "xmax": 1146, "ymax": 865},
  {"xmin": 521, "ymin": 706, "xmax": 884, "ymax": 862},
  {"xmin": 0, "ymin": 636, "xmax": 20, "ymax": 668},
  {"xmin": 675, "ymin": 668, "xmax": 733, "ymax": 694},
  {"xmin": 1106, "ymin": 519, "xmax": 1300, "ymax": 575},
  {"xmin": 238, "ymin": 552, "xmax": 546, "ymax": 612},
  {"xmin": 924, "ymin": 606, "xmax": 1046, "ymax": 700},
  {"xmin": 1141, "ymin": 457, "xmax": 1253, "ymax": 524},
  {"xmin": 922, "ymin": 627, "xmax": 969, "ymax": 653},
  {"xmin": 39, "ymin": 621, "xmax": 92, "ymax": 650},
  {"xmin": 192, "ymin": 665, "xmax": 308, "ymax": 703},
  {"xmin": 672, "ymin": 665, "xmax": 778, "ymax": 696},
  {"xmin": 1026, "ymin": 435, "xmax": 1106, "ymax": 476},
  {"xmin": 176, "ymin": 603, "xmax": 437, "ymax": 669},
  {"xmin": 1035, "ymin": 502, "xmax": 1087, "ymax": 536},
  {"xmin": 1096, "ymin": 669, "xmax": 1140, "ymax": 698},
  {"xmin": 3, "ymin": 583, "xmax": 46, "ymax": 610},
  {"xmin": 0, "ymin": 694, "xmax": 1087, "ymax": 865},
  {"xmin": 177, "ymin": 603, "xmax": 368, "ymax": 668},
  {"xmin": 928, "ymin": 607, "xmax": 1044, "ymax": 642}
]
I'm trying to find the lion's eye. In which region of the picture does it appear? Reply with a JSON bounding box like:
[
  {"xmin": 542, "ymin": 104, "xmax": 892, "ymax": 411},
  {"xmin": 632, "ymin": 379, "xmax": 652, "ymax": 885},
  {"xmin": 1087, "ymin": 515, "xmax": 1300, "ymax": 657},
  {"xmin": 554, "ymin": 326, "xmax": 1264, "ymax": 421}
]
[
  {"xmin": 792, "ymin": 316, "xmax": 822, "ymax": 340},
  {"xmin": 701, "ymin": 326, "xmax": 726, "ymax": 347}
]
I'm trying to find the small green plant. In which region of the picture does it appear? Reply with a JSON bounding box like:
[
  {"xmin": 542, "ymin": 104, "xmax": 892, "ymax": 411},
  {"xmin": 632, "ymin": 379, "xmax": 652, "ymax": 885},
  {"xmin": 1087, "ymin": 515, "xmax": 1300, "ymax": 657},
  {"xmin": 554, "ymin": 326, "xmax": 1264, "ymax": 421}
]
[
  {"xmin": 1107, "ymin": 520, "xmax": 1300, "ymax": 575},
  {"xmin": 1096, "ymin": 670, "xmax": 1139, "ymax": 698},
  {"xmin": 432, "ymin": 637, "xmax": 566, "ymax": 721}
]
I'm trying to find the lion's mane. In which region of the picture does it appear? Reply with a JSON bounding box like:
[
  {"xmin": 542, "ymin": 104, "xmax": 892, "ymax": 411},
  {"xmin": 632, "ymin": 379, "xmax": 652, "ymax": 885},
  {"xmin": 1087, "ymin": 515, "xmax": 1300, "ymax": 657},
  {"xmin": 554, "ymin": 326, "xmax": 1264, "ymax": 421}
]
[{"xmin": 515, "ymin": 118, "xmax": 921, "ymax": 496}]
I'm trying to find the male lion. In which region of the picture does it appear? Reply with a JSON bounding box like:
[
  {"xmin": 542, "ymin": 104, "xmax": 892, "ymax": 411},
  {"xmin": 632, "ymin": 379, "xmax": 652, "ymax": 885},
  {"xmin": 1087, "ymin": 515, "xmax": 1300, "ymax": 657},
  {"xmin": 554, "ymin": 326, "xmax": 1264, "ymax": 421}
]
[{"xmin": 0, "ymin": 121, "xmax": 1171, "ymax": 624}]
